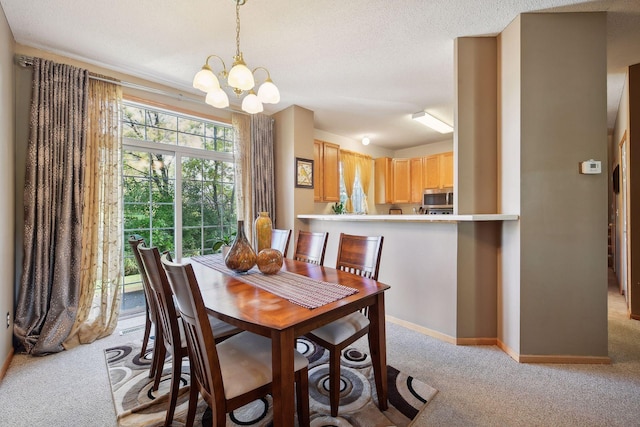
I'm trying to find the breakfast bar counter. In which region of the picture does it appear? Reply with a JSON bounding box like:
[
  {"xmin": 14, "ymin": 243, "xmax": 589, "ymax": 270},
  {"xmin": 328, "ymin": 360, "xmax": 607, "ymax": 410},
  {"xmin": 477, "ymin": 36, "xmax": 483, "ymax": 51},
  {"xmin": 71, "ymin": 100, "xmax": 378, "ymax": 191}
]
[
  {"xmin": 297, "ymin": 213, "xmax": 519, "ymax": 345},
  {"xmin": 298, "ymin": 213, "xmax": 518, "ymax": 222}
]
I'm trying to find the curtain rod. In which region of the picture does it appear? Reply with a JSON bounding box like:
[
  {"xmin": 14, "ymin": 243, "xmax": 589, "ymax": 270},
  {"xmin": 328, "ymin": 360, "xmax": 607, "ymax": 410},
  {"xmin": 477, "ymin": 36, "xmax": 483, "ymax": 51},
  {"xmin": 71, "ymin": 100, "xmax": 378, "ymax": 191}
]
[{"xmin": 14, "ymin": 54, "xmax": 246, "ymax": 114}]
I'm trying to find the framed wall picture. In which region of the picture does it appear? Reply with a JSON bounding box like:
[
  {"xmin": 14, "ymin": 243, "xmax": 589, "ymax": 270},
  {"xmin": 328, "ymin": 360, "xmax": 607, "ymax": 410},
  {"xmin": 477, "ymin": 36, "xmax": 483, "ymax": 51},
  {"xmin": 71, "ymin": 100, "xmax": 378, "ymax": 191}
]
[{"xmin": 295, "ymin": 157, "xmax": 314, "ymax": 188}]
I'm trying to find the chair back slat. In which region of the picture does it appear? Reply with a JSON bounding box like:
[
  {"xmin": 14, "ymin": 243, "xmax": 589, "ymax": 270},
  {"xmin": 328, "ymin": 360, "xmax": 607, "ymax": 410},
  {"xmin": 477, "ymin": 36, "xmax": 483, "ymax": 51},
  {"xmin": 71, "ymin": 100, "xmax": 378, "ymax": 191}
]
[
  {"xmin": 336, "ymin": 233, "xmax": 384, "ymax": 281},
  {"xmin": 127, "ymin": 236, "xmax": 159, "ymax": 323},
  {"xmin": 293, "ymin": 230, "xmax": 329, "ymax": 265},
  {"xmin": 271, "ymin": 228, "xmax": 292, "ymax": 257},
  {"xmin": 138, "ymin": 247, "xmax": 181, "ymax": 351},
  {"xmin": 161, "ymin": 254, "xmax": 225, "ymax": 409}
]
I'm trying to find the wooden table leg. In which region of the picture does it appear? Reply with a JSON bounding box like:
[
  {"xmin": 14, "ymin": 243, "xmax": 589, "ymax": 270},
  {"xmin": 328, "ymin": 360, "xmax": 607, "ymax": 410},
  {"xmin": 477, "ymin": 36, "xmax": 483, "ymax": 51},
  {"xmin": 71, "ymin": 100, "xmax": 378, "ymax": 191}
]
[
  {"xmin": 271, "ymin": 327, "xmax": 296, "ymax": 426},
  {"xmin": 368, "ymin": 293, "xmax": 388, "ymax": 410}
]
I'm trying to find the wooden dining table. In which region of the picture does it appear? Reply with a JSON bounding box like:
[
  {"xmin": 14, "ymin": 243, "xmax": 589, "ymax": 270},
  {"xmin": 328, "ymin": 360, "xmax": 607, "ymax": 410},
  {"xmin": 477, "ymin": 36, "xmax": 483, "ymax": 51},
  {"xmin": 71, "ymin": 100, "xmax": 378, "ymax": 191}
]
[{"xmin": 188, "ymin": 256, "xmax": 390, "ymax": 426}]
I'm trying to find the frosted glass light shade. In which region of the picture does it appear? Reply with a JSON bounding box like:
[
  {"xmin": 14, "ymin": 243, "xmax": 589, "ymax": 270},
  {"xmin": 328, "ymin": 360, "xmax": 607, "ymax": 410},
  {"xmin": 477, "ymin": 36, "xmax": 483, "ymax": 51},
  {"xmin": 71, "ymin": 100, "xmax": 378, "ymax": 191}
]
[
  {"xmin": 257, "ymin": 80, "xmax": 280, "ymax": 104},
  {"xmin": 241, "ymin": 92, "xmax": 263, "ymax": 114},
  {"xmin": 205, "ymin": 88, "xmax": 230, "ymax": 108},
  {"xmin": 193, "ymin": 68, "xmax": 219, "ymax": 93},
  {"xmin": 228, "ymin": 62, "xmax": 255, "ymax": 91}
]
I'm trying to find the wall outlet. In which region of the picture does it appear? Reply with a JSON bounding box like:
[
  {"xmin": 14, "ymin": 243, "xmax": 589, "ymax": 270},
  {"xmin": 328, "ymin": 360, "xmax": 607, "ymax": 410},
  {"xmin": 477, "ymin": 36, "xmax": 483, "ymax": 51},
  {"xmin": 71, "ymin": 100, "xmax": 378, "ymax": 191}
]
[{"xmin": 6, "ymin": 312, "xmax": 9, "ymax": 329}]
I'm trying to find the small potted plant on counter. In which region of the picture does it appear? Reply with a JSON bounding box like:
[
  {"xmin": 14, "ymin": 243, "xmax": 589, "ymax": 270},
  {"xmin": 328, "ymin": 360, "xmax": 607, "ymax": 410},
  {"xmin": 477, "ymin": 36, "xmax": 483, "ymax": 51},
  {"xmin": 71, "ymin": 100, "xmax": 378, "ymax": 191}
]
[{"xmin": 331, "ymin": 201, "xmax": 345, "ymax": 215}]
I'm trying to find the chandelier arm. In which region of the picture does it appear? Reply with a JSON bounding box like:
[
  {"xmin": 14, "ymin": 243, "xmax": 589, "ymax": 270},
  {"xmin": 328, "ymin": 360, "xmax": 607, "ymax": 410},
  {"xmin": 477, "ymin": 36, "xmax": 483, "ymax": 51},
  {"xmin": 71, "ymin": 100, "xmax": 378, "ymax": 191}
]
[
  {"xmin": 252, "ymin": 66, "xmax": 272, "ymax": 82},
  {"xmin": 204, "ymin": 54, "xmax": 228, "ymax": 77}
]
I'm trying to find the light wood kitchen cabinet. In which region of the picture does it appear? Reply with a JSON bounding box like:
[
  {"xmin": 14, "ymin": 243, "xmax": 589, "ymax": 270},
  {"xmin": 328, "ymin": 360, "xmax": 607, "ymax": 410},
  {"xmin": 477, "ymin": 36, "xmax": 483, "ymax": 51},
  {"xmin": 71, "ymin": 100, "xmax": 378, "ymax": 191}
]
[
  {"xmin": 409, "ymin": 157, "xmax": 424, "ymax": 203},
  {"xmin": 423, "ymin": 151, "xmax": 453, "ymax": 190},
  {"xmin": 392, "ymin": 158, "xmax": 411, "ymax": 203},
  {"xmin": 374, "ymin": 157, "xmax": 393, "ymax": 204},
  {"xmin": 313, "ymin": 140, "xmax": 340, "ymax": 202},
  {"xmin": 441, "ymin": 151, "xmax": 453, "ymax": 188}
]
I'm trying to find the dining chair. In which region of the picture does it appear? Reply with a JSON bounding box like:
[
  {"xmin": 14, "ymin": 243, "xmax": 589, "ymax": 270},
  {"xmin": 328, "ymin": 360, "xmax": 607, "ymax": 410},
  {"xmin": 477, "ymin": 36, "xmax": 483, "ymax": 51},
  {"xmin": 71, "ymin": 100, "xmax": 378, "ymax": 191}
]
[
  {"xmin": 137, "ymin": 246, "xmax": 242, "ymax": 427},
  {"xmin": 305, "ymin": 233, "xmax": 384, "ymax": 417},
  {"xmin": 293, "ymin": 230, "xmax": 329, "ymax": 265},
  {"xmin": 161, "ymin": 253, "xmax": 310, "ymax": 427},
  {"xmin": 127, "ymin": 236, "xmax": 161, "ymax": 379},
  {"xmin": 271, "ymin": 228, "xmax": 292, "ymax": 257}
]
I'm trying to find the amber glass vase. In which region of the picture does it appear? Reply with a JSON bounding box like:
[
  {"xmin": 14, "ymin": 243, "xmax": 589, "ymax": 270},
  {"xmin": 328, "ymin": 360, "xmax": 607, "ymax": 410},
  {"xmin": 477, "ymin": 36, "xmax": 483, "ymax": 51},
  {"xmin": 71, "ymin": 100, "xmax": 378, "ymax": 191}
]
[
  {"xmin": 254, "ymin": 212, "xmax": 272, "ymax": 253},
  {"xmin": 224, "ymin": 220, "xmax": 257, "ymax": 273}
]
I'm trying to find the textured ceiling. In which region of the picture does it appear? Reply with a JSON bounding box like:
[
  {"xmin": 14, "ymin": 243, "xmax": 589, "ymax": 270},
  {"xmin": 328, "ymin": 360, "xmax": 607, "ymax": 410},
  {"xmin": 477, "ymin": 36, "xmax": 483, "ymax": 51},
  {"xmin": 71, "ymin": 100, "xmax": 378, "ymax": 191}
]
[{"xmin": 2, "ymin": 0, "xmax": 640, "ymax": 149}]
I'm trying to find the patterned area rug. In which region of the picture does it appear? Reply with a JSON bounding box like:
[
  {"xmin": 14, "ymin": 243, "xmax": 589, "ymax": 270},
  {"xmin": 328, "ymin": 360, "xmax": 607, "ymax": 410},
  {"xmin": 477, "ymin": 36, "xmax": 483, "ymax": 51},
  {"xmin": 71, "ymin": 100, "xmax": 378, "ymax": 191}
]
[{"xmin": 104, "ymin": 338, "xmax": 437, "ymax": 426}]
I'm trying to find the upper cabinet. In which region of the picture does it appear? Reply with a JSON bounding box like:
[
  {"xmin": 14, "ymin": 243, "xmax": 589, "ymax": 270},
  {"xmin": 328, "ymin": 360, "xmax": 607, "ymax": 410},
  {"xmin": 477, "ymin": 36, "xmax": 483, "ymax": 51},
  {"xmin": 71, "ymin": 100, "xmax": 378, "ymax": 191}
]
[
  {"xmin": 423, "ymin": 151, "xmax": 453, "ymax": 190},
  {"xmin": 314, "ymin": 140, "xmax": 340, "ymax": 202},
  {"xmin": 409, "ymin": 157, "xmax": 424, "ymax": 203},
  {"xmin": 375, "ymin": 151, "xmax": 453, "ymax": 204},
  {"xmin": 374, "ymin": 156, "xmax": 426, "ymax": 204},
  {"xmin": 392, "ymin": 158, "xmax": 411, "ymax": 203},
  {"xmin": 374, "ymin": 157, "xmax": 393, "ymax": 204}
]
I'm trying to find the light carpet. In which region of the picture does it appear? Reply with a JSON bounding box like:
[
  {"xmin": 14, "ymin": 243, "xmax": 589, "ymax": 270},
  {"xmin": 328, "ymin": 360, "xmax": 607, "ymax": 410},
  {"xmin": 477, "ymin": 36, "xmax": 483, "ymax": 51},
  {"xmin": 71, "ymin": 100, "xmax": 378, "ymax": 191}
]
[{"xmin": 104, "ymin": 337, "xmax": 437, "ymax": 426}]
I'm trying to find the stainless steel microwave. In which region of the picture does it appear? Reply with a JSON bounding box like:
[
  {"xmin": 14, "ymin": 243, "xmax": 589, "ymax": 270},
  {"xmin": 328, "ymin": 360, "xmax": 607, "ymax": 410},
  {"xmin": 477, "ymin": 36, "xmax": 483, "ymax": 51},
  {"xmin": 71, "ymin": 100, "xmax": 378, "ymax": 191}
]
[{"xmin": 423, "ymin": 188, "xmax": 453, "ymax": 208}]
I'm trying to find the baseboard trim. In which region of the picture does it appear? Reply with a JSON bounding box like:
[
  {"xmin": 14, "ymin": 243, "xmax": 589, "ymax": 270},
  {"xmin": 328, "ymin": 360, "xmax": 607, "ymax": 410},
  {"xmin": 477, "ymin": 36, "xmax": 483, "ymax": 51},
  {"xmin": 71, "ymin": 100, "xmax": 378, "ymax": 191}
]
[
  {"xmin": 496, "ymin": 339, "xmax": 610, "ymax": 364},
  {"xmin": 456, "ymin": 337, "xmax": 497, "ymax": 346},
  {"xmin": 497, "ymin": 339, "xmax": 519, "ymax": 361},
  {"xmin": 387, "ymin": 319, "xmax": 612, "ymax": 365},
  {"xmin": 1, "ymin": 347, "xmax": 14, "ymax": 381},
  {"xmin": 630, "ymin": 313, "xmax": 640, "ymax": 321},
  {"xmin": 517, "ymin": 354, "xmax": 611, "ymax": 364},
  {"xmin": 386, "ymin": 315, "xmax": 456, "ymax": 345}
]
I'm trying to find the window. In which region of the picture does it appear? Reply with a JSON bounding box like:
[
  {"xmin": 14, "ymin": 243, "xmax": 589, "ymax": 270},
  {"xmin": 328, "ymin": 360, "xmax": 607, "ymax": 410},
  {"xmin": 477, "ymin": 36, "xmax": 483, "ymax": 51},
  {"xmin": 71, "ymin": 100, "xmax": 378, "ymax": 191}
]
[
  {"xmin": 339, "ymin": 163, "xmax": 367, "ymax": 214},
  {"xmin": 121, "ymin": 101, "xmax": 236, "ymax": 316}
]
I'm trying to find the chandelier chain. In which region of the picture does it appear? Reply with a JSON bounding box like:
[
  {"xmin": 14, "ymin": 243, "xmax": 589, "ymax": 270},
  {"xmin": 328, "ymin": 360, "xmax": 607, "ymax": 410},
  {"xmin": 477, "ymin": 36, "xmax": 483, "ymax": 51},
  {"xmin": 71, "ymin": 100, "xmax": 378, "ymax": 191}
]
[{"xmin": 235, "ymin": 0, "xmax": 241, "ymax": 57}]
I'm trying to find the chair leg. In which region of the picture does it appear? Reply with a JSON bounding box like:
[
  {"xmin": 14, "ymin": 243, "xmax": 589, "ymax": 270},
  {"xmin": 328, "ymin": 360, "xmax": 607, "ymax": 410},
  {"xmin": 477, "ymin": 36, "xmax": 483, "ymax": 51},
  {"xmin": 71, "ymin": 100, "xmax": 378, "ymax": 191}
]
[
  {"xmin": 329, "ymin": 348, "xmax": 342, "ymax": 417},
  {"xmin": 164, "ymin": 352, "xmax": 182, "ymax": 426},
  {"xmin": 153, "ymin": 344, "xmax": 167, "ymax": 391},
  {"xmin": 140, "ymin": 308, "xmax": 152, "ymax": 357},
  {"xmin": 185, "ymin": 379, "xmax": 198, "ymax": 427},
  {"xmin": 296, "ymin": 367, "xmax": 310, "ymax": 427}
]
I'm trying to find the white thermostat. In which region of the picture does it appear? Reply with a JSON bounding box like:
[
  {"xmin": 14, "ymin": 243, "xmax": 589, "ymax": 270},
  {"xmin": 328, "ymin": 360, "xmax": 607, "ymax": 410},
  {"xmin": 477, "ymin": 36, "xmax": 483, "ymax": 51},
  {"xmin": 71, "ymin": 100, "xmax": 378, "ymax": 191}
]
[{"xmin": 580, "ymin": 159, "xmax": 601, "ymax": 174}]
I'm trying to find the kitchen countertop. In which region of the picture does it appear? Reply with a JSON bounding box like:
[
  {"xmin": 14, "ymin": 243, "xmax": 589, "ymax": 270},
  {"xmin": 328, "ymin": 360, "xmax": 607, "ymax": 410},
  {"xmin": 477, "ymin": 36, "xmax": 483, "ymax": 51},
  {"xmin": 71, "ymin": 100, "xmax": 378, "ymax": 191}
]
[{"xmin": 298, "ymin": 214, "xmax": 519, "ymax": 222}]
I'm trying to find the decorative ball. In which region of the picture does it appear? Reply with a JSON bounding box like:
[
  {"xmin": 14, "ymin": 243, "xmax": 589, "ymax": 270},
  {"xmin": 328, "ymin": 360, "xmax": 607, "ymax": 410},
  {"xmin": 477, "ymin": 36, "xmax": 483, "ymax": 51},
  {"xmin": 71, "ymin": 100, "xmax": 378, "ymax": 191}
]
[{"xmin": 256, "ymin": 248, "xmax": 283, "ymax": 275}]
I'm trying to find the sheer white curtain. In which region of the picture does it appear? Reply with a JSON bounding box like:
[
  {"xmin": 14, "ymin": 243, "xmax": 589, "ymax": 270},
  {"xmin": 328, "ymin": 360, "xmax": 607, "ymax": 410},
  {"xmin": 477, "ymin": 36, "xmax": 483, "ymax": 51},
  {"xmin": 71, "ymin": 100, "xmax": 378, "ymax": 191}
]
[{"xmin": 64, "ymin": 76, "xmax": 123, "ymax": 348}]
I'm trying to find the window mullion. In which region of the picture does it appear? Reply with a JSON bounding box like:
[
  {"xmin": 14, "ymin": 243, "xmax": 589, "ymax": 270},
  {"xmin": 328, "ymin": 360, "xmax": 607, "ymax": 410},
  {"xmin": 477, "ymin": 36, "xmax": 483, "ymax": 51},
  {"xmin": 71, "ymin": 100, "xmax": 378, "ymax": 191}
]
[{"xmin": 175, "ymin": 152, "xmax": 183, "ymax": 261}]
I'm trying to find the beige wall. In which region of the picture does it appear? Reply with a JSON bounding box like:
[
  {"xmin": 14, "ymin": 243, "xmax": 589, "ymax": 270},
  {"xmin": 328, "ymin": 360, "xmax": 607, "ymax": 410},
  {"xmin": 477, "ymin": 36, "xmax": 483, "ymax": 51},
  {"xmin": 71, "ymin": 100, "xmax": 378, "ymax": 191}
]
[
  {"xmin": 454, "ymin": 36, "xmax": 499, "ymax": 339},
  {"xmin": 502, "ymin": 13, "xmax": 608, "ymax": 359},
  {"xmin": 272, "ymin": 105, "xmax": 315, "ymax": 237},
  {"xmin": 0, "ymin": 4, "xmax": 15, "ymax": 371},
  {"xmin": 455, "ymin": 37, "xmax": 498, "ymax": 215},
  {"xmin": 499, "ymin": 15, "xmax": 523, "ymax": 357}
]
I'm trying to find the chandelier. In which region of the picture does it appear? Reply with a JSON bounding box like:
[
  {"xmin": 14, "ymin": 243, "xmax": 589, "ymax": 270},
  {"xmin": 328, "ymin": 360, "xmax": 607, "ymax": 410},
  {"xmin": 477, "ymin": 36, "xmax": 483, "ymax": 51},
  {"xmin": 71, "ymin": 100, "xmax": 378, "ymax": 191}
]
[{"xmin": 192, "ymin": 0, "xmax": 280, "ymax": 114}]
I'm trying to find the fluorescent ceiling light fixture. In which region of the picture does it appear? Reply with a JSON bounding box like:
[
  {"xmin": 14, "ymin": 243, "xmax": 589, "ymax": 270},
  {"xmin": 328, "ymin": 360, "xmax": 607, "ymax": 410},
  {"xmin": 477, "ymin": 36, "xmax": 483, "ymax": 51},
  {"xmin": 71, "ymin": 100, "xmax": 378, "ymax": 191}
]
[{"xmin": 412, "ymin": 111, "xmax": 453, "ymax": 134}]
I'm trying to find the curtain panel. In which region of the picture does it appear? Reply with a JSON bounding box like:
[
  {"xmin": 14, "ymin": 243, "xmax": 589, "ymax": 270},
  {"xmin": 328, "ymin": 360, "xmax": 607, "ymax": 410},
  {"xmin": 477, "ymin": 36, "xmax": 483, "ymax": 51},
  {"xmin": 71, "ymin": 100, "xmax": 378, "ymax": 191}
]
[
  {"xmin": 340, "ymin": 150, "xmax": 358, "ymax": 213},
  {"xmin": 357, "ymin": 156, "xmax": 373, "ymax": 213},
  {"xmin": 251, "ymin": 114, "xmax": 275, "ymax": 225},
  {"xmin": 232, "ymin": 113, "xmax": 253, "ymax": 240},
  {"xmin": 14, "ymin": 59, "xmax": 89, "ymax": 355},
  {"xmin": 64, "ymin": 77, "xmax": 123, "ymax": 348}
]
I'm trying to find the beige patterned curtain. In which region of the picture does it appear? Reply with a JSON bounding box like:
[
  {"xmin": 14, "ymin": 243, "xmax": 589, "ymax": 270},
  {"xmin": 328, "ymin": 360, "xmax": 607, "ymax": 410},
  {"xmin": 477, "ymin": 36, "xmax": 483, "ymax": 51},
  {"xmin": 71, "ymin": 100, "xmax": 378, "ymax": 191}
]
[
  {"xmin": 64, "ymin": 77, "xmax": 123, "ymax": 348},
  {"xmin": 14, "ymin": 59, "xmax": 89, "ymax": 355},
  {"xmin": 251, "ymin": 114, "xmax": 275, "ymax": 224},
  {"xmin": 232, "ymin": 113, "xmax": 253, "ymax": 241},
  {"xmin": 357, "ymin": 155, "xmax": 373, "ymax": 213},
  {"xmin": 341, "ymin": 150, "xmax": 358, "ymax": 213}
]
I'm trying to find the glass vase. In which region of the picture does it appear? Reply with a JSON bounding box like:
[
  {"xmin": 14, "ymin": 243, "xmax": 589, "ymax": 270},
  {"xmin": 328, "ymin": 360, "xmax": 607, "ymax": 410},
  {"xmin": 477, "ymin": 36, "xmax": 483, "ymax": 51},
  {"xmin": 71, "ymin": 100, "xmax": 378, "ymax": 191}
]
[
  {"xmin": 254, "ymin": 211, "xmax": 272, "ymax": 253},
  {"xmin": 224, "ymin": 220, "xmax": 257, "ymax": 273}
]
